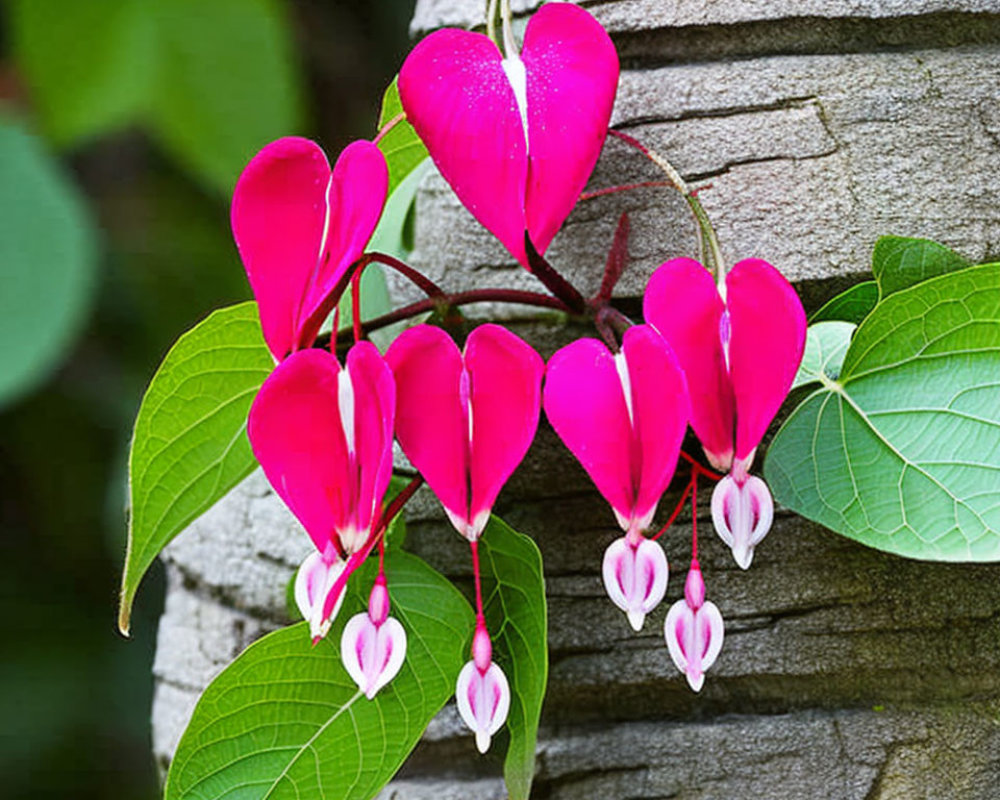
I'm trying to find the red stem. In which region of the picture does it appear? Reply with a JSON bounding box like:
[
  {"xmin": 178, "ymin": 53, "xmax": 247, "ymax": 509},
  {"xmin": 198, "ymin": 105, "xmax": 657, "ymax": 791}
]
[
  {"xmin": 580, "ymin": 181, "xmax": 675, "ymax": 202},
  {"xmin": 651, "ymin": 477, "xmax": 695, "ymax": 541},
  {"xmin": 524, "ymin": 233, "xmax": 588, "ymax": 315},
  {"xmin": 607, "ymin": 128, "xmax": 650, "ymax": 156},
  {"xmin": 351, "ymin": 272, "xmax": 362, "ymax": 344},
  {"xmin": 691, "ymin": 472, "xmax": 699, "ymax": 560},
  {"xmin": 373, "ymin": 112, "xmax": 406, "ymax": 146},
  {"xmin": 364, "ymin": 251, "xmax": 446, "ymax": 300},
  {"xmin": 470, "ymin": 539, "xmax": 485, "ymax": 619},
  {"xmin": 679, "ymin": 450, "xmax": 724, "ymax": 482}
]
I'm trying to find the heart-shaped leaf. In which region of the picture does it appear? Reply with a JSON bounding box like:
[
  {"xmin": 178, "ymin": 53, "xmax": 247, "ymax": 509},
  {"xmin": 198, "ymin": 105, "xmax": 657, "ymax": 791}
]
[
  {"xmin": 765, "ymin": 262, "xmax": 1000, "ymax": 560},
  {"xmin": 478, "ymin": 516, "xmax": 548, "ymax": 800},
  {"xmin": 119, "ymin": 302, "xmax": 273, "ymax": 633},
  {"xmin": 165, "ymin": 549, "xmax": 474, "ymax": 800},
  {"xmin": 872, "ymin": 235, "xmax": 969, "ymax": 298}
]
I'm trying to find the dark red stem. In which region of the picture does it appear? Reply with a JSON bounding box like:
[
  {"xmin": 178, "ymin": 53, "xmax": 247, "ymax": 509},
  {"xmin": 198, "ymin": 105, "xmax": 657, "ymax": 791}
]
[
  {"xmin": 679, "ymin": 450, "xmax": 724, "ymax": 482},
  {"xmin": 651, "ymin": 477, "xmax": 695, "ymax": 541},
  {"xmin": 691, "ymin": 472, "xmax": 699, "ymax": 560},
  {"xmin": 364, "ymin": 251, "xmax": 446, "ymax": 300},
  {"xmin": 351, "ymin": 272, "xmax": 362, "ymax": 344},
  {"xmin": 580, "ymin": 181, "xmax": 674, "ymax": 202},
  {"xmin": 470, "ymin": 539, "xmax": 485, "ymax": 619},
  {"xmin": 524, "ymin": 233, "xmax": 588, "ymax": 315}
]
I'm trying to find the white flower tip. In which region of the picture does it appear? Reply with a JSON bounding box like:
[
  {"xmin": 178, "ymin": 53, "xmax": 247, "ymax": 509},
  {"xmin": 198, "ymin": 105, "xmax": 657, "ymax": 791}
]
[
  {"xmin": 686, "ymin": 670, "xmax": 705, "ymax": 693},
  {"xmin": 627, "ymin": 610, "xmax": 645, "ymax": 632},
  {"xmin": 732, "ymin": 544, "xmax": 753, "ymax": 570},
  {"xmin": 475, "ymin": 730, "xmax": 492, "ymax": 754}
]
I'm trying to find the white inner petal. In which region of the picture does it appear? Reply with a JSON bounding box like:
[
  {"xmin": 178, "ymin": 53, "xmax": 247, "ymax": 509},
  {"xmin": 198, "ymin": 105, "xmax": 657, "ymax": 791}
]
[
  {"xmin": 614, "ymin": 351, "xmax": 635, "ymax": 427},
  {"xmin": 501, "ymin": 55, "xmax": 530, "ymax": 152},
  {"xmin": 338, "ymin": 365, "xmax": 356, "ymax": 456}
]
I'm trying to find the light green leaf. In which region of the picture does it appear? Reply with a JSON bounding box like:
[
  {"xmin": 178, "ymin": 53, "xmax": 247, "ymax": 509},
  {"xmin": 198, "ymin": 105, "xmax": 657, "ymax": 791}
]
[
  {"xmin": 165, "ymin": 549, "xmax": 474, "ymax": 800},
  {"xmin": 478, "ymin": 516, "xmax": 548, "ymax": 799},
  {"xmin": 377, "ymin": 76, "xmax": 429, "ymax": 196},
  {"xmin": 765, "ymin": 263, "xmax": 1000, "ymax": 561},
  {"xmin": 872, "ymin": 235, "xmax": 969, "ymax": 298},
  {"xmin": 0, "ymin": 120, "xmax": 97, "ymax": 405},
  {"xmin": 809, "ymin": 280, "xmax": 878, "ymax": 324},
  {"xmin": 792, "ymin": 321, "xmax": 856, "ymax": 390},
  {"xmin": 119, "ymin": 302, "xmax": 273, "ymax": 633}
]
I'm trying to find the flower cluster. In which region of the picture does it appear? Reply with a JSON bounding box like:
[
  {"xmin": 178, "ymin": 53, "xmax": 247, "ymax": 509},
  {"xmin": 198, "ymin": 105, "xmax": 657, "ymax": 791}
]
[{"xmin": 231, "ymin": 0, "xmax": 805, "ymax": 752}]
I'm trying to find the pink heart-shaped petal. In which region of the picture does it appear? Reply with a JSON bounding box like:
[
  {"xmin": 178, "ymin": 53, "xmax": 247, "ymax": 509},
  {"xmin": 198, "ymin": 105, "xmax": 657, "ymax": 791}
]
[
  {"xmin": 602, "ymin": 536, "xmax": 669, "ymax": 631},
  {"xmin": 726, "ymin": 258, "xmax": 807, "ymax": 460},
  {"xmin": 232, "ymin": 138, "xmax": 387, "ymax": 360},
  {"xmin": 455, "ymin": 660, "xmax": 511, "ymax": 754},
  {"xmin": 340, "ymin": 611, "xmax": 408, "ymax": 699}
]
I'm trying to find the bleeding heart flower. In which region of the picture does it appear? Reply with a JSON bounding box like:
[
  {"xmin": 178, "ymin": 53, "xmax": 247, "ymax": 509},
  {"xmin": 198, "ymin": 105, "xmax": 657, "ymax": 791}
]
[
  {"xmin": 399, "ymin": 3, "xmax": 618, "ymax": 267},
  {"xmin": 232, "ymin": 137, "xmax": 388, "ymax": 360},
  {"xmin": 248, "ymin": 342, "xmax": 395, "ymax": 638},
  {"xmin": 386, "ymin": 324, "xmax": 544, "ymax": 540},
  {"xmin": 711, "ymin": 473, "xmax": 774, "ymax": 570},
  {"xmin": 602, "ymin": 536, "xmax": 669, "ymax": 632},
  {"xmin": 643, "ymin": 258, "xmax": 806, "ymax": 474},
  {"xmin": 340, "ymin": 574, "xmax": 407, "ymax": 699},
  {"xmin": 544, "ymin": 325, "xmax": 690, "ymax": 539},
  {"xmin": 455, "ymin": 622, "xmax": 511, "ymax": 753},
  {"xmin": 664, "ymin": 560, "xmax": 724, "ymax": 692},
  {"xmin": 295, "ymin": 547, "xmax": 348, "ymax": 642}
]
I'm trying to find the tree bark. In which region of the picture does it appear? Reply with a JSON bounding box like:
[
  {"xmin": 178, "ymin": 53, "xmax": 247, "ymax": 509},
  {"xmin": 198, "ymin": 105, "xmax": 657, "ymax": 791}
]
[{"xmin": 152, "ymin": 2, "xmax": 1000, "ymax": 797}]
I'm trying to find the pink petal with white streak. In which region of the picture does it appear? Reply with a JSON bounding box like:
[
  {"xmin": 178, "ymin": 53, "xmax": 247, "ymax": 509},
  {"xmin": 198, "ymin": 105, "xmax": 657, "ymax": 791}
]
[
  {"xmin": 726, "ymin": 258, "xmax": 806, "ymax": 460},
  {"xmin": 665, "ymin": 597, "xmax": 725, "ymax": 692},
  {"xmin": 455, "ymin": 660, "xmax": 511, "ymax": 754},
  {"xmin": 644, "ymin": 258, "xmax": 735, "ymax": 471},
  {"xmin": 340, "ymin": 612, "xmax": 407, "ymax": 699},
  {"xmin": 710, "ymin": 474, "xmax": 774, "ymax": 570},
  {"xmin": 465, "ymin": 324, "xmax": 545, "ymax": 538},
  {"xmin": 522, "ymin": 3, "xmax": 619, "ymax": 255},
  {"xmin": 602, "ymin": 536, "xmax": 669, "ymax": 631}
]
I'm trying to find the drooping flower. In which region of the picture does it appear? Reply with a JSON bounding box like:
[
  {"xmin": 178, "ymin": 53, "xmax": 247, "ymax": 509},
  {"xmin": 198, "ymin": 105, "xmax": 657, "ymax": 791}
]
[
  {"xmin": 341, "ymin": 573, "xmax": 407, "ymax": 699},
  {"xmin": 543, "ymin": 325, "xmax": 690, "ymax": 629},
  {"xmin": 398, "ymin": 3, "xmax": 618, "ymax": 267},
  {"xmin": 664, "ymin": 560, "xmax": 724, "ymax": 692},
  {"xmin": 455, "ymin": 620, "xmax": 511, "ymax": 754},
  {"xmin": 644, "ymin": 258, "xmax": 805, "ymax": 567},
  {"xmin": 385, "ymin": 324, "xmax": 544, "ymax": 540},
  {"xmin": 247, "ymin": 342, "xmax": 395, "ymax": 639},
  {"xmin": 232, "ymin": 137, "xmax": 388, "ymax": 361}
]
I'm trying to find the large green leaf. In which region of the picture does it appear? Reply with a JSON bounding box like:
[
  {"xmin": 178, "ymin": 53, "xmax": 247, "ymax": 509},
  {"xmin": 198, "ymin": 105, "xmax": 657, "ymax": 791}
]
[
  {"xmin": 10, "ymin": 0, "xmax": 302, "ymax": 191},
  {"xmin": 809, "ymin": 280, "xmax": 878, "ymax": 324},
  {"xmin": 377, "ymin": 76, "xmax": 429, "ymax": 196},
  {"xmin": 791, "ymin": 321, "xmax": 855, "ymax": 390},
  {"xmin": 872, "ymin": 235, "xmax": 969, "ymax": 298},
  {"xmin": 0, "ymin": 120, "xmax": 97, "ymax": 406},
  {"xmin": 765, "ymin": 263, "xmax": 1000, "ymax": 561},
  {"xmin": 165, "ymin": 549, "xmax": 474, "ymax": 800},
  {"xmin": 119, "ymin": 302, "xmax": 273, "ymax": 633},
  {"xmin": 478, "ymin": 516, "xmax": 548, "ymax": 800}
]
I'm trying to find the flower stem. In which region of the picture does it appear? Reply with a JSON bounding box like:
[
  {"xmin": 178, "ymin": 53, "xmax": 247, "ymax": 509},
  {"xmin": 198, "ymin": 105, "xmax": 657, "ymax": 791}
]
[
  {"xmin": 524, "ymin": 233, "xmax": 588, "ymax": 314},
  {"xmin": 691, "ymin": 472, "xmax": 699, "ymax": 560},
  {"xmin": 351, "ymin": 272, "xmax": 362, "ymax": 344},
  {"xmin": 364, "ymin": 251, "xmax": 446, "ymax": 300},
  {"xmin": 579, "ymin": 181, "xmax": 675, "ymax": 202},
  {"xmin": 470, "ymin": 538, "xmax": 485, "ymax": 619},
  {"xmin": 679, "ymin": 450, "xmax": 724, "ymax": 482},
  {"xmin": 651, "ymin": 477, "xmax": 695, "ymax": 541}
]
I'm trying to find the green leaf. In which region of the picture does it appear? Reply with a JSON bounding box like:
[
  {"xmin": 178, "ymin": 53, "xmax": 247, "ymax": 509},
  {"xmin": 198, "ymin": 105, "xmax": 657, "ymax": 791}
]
[
  {"xmin": 764, "ymin": 263, "xmax": 1000, "ymax": 561},
  {"xmin": 791, "ymin": 321, "xmax": 856, "ymax": 390},
  {"xmin": 9, "ymin": 0, "xmax": 302, "ymax": 191},
  {"xmin": 119, "ymin": 302, "xmax": 273, "ymax": 633},
  {"xmin": 478, "ymin": 516, "xmax": 548, "ymax": 799},
  {"xmin": 0, "ymin": 120, "xmax": 97, "ymax": 405},
  {"xmin": 377, "ymin": 76, "xmax": 429, "ymax": 196},
  {"xmin": 872, "ymin": 235, "xmax": 970, "ymax": 298},
  {"xmin": 165, "ymin": 549, "xmax": 474, "ymax": 800},
  {"xmin": 9, "ymin": 0, "xmax": 156, "ymax": 145},
  {"xmin": 809, "ymin": 280, "xmax": 878, "ymax": 324}
]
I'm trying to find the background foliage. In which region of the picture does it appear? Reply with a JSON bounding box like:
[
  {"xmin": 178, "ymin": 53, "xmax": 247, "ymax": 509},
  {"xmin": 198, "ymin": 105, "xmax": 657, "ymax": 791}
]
[{"xmin": 0, "ymin": 2, "xmax": 415, "ymax": 797}]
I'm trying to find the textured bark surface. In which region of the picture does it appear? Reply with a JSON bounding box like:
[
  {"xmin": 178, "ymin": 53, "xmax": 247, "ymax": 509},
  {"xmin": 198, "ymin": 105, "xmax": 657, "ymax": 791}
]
[{"xmin": 152, "ymin": 2, "xmax": 1000, "ymax": 797}]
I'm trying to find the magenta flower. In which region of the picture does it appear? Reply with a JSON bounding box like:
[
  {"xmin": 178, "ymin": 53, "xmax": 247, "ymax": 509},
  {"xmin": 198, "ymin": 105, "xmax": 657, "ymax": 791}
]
[
  {"xmin": 664, "ymin": 560, "xmax": 724, "ymax": 692},
  {"xmin": 247, "ymin": 343, "xmax": 395, "ymax": 639},
  {"xmin": 643, "ymin": 258, "xmax": 806, "ymax": 474},
  {"xmin": 543, "ymin": 325, "xmax": 690, "ymax": 628},
  {"xmin": 340, "ymin": 573, "xmax": 407, "ymax": 699},
  {"xmin": 385, "ymin": 324, "xmax": 544, "ymax": 540},
  {"xmin": 232, "ymin": 137, "xmax": 388, "ymax": 361},
  {"xmin": 398, "ymin": 3, "xmax": 618, "ymax": 267},
  {"xmin": 455, "ymin": 621, "xmax": 511, "ymax": 754},
  {"xmin": 644, "ymin": 258, "xmax": 805, "ymax": 568}
]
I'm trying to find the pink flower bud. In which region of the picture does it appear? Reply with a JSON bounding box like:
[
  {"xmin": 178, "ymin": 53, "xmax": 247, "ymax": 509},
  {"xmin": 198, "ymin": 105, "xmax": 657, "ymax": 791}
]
[
  {"xmin": 294, "ymin": 550, "xmax": 348, "ymax": 642},
  {"xmin": 472, "ymin": 621, "xmax": 493, "ymax": 673},
  {"xmin": 340, "ymin": 610, "xmax": 407, "ymax": 700},
  {"xmin": 455, "ymin": 658, "xmax": 511, "ymax": 754},
  {"xmin": 367, "ymin": 574, "xmax": 390, "ymax": 627},
  {"xmin": 602, "ymin": 536, "xmax": 669, "ymax": 631},
  {"xmin": 711, "ymin": 474, "xmax": 774, "ymax": 570},
  {"xmin": 665, "ymin": 563, "xmax": 724, "ymax": 692}
]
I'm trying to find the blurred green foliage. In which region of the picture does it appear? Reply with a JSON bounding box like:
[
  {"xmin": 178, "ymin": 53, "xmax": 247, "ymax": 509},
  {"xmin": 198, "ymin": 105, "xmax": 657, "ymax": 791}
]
[{"xmin": 0, "ymin": 0, "xmax": 416, "ymax": 797}]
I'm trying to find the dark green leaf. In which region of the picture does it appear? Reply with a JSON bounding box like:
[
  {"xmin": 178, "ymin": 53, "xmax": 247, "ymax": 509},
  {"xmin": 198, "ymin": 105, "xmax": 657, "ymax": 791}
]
[
  {"xmin": 119, "ymin": 302, "xmax": 273, "ymax": 633},
  {"xmin": 0, "ymin": 120, "xmax": 97, "ymax": 405},
  {"xmin": 478, "ymin": 516, "xmax": 548, "ymax": 799},
  {"xmin": 792, "ymin": 321, "xmax": 856, "ymax": 390},
  {"xmin": 765, "ymin": 263, "xmax": 1000, "ymax": 561},
  {"xmin": 165, "ymin": 549, "xmax": 474, "ymax": 800},
  {"xmin": 809, "ymin": 280, "xmax": 878, "ymax": 324},
  {"xmin": 872, "ymin": 235, "xmax": 969, "ymax": 298},
  {"xmin": 377, "ymin": 76, "xmax": 430, "ymax": 196}
]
